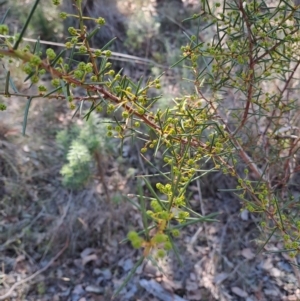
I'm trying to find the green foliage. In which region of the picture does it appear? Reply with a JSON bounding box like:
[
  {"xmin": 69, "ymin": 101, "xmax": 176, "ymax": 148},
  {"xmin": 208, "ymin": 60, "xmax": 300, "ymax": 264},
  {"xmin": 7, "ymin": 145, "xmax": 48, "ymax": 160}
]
[
  {"xmin": 0, "ymin": 103, "xmax": 6, "ymax": 110},
  {"xmin": 60, "ymin": 140, "xmax": 92, "ymax": 188},
  {"xmin": 56, "ymin": 113, "xmax": 112, "ymax": 189}
]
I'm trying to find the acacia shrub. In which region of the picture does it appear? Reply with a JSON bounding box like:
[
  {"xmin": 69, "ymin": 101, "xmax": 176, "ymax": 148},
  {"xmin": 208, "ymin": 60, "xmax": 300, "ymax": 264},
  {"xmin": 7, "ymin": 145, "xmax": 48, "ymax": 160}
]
[{"xmin": 0, "ymin": 0, "xmax": 300, "ymax": 267}]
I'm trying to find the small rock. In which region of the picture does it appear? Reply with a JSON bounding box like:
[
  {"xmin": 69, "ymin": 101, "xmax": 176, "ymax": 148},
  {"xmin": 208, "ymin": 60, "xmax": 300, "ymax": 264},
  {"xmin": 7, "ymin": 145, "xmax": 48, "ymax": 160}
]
[{"xmin": 85, "ymin": 285, "xmax": 104, "ymax": 294}]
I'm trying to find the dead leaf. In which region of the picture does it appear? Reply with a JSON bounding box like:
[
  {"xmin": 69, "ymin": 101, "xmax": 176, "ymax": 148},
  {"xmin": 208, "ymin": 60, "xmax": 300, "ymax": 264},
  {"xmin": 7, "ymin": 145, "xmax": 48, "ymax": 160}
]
[
  {"xmin": 240, "ymin": 209, "xmax": 249, "ymax": 221},
  {"xmin": 82, "ymin": 254, "xmax": 98, "ymax": 266},
  {"xmin": 190, "ymin": 272, "xmax": 197, "ymax": 281},
  {"xmin": 186, "ymin": 280, "xmax": 198, "ymax": 292},
  {"xmin": 213, "ymin": 272, "xmax": 229, "ymax": 285},
  {"xmin": 161, "ymin": 276, "xmax": 183, "ymax": 290},
  {"xmin": 231, "ymin": 286, "xmax": 248, "ymax": 298},
  {"xmin": 80, "ymin": 248, "xmax": 95, "ymax": 258},
  {"xmin": 15, "ymin": 255, "xmax": 26, "ymax": 263},
  {"xmin": 241, "ymin": 248, "xmax": 255, "ymax": 260}
]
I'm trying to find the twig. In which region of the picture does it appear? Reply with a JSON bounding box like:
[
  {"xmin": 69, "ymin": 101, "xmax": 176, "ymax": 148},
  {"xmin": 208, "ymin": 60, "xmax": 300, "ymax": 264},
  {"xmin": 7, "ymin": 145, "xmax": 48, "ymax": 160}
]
[
  {"xmin": 93, "ymin": 151, "xmax": 113, "ymax": 241},
  {"xmin": 189, "ymin": 176, "xmax": 205, "ymax": 246},
  {"xmin": 94, "ymin": 150, "xmax": 111, "ymax": 203},
  {"xmin": 0, "ymin": 238, "xmax": 69, "ymax": 300},
  {"xmin": 189, "ymin": 226, "xmax": 203, "ymax": 246},
  {"xmin": 0, "ymin": 35, "xmax": 169, "ymax": 69}
]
